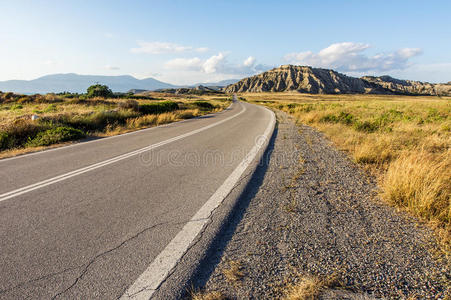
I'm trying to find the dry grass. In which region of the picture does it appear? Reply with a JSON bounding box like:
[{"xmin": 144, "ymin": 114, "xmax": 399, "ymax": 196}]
[
  {"xmin": 190, "ymin": 290, "xmax": 227, "ymax": 300},
  {"xmin": 244, "ymin": 93, "xmax": 451, "ymax": 253},
  {"xmin": 283, "ymin": 274, "xmax": 341, "ymax": 300},
  {"xmin": 0, "ymin": 93, "xmax": 231, "ymax": 158},
  {"xmin": 222, "ymin": 260, "xmax": 244, "ymax": 284},
  {"xmin": 283, "ymin": 276, "xmax": 324, "ymax": 300}
]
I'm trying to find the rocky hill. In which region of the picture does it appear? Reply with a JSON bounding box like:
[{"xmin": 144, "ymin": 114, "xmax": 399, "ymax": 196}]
[{"xmin": 224, "ymin": 65, "xmax": 451, "ymax": 96}]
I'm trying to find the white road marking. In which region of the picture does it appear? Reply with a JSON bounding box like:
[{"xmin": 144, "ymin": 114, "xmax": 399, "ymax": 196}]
[
  {"xmin": 0, "ymin": 103, "xmax": 246, "ymax": 202},
  {"xmin": 120, "ymin": 105, "xmax": 276, "ymax": 299}
]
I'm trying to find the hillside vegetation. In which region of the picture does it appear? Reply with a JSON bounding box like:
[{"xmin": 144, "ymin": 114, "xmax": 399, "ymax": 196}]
[
  {"xmin": 245, "ymin": 93, "xmax": 450, "ymax": 252},
  {"xmin": 0, "ymin": 88, "xmax": 230, "ymax": 158}
]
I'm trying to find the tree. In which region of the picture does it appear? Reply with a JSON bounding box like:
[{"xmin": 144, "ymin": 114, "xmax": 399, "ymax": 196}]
[{"xmin": 86, "ymin": 84, "xmax": 113, "ymax": 98}]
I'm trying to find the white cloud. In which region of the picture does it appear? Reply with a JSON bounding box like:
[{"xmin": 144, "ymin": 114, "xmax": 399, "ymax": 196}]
[
  {"xmin": 165, "ymin": 57, "xmax": 202, "ymax": 70},
  {"xmin": 165, "ymin": 53, "xmax": 271, "ymax": 76},
  {"xmin": 243, "ymin": 56, "xmax": 256, "ymax": 67},
  {"xmin": 196, "ymin": 47, "xmax": 209, "ymax": 53},
  {"xmin": 104, "ymin": 33, "xmax": 114, "ymax": 39},
  {"xmin": 202, "ymin": 52, "xmax": 226, "ymax": 73},
  {"xmin": 284, "ymin": 42, "xmax": 422, "ymax": 73},
  {"xmin": 105, "ymin": 65, "xmax": 120, "ymax": 70},
  {"xmin": 131, "ymin": 41, "xmax": 208, "ymax": 54}
]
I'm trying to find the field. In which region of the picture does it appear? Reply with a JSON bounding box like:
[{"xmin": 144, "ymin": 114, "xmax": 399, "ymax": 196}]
[
  {"xmin": 0, "ymin": 91, "xmax": 230, "ymax": 158},
  {"xmin": 244, "ymin": 93, "xmax": 450, "ymax": 252}
]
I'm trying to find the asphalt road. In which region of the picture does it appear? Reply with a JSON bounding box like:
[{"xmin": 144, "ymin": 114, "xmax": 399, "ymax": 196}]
[{"xmin": 0, "ymin": 99, "xmax": 275, "ymax": 299}]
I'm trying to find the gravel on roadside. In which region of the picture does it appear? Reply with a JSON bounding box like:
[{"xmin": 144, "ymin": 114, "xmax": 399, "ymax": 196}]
[{"xmin": 190, "ymin": 110, "xmax": 450, "ymax": 299}]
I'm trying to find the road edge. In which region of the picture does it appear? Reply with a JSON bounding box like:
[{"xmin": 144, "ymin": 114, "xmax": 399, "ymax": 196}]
[{"xmin": 120, "ymin": 103, "xmax": 276, "ymax": 299}]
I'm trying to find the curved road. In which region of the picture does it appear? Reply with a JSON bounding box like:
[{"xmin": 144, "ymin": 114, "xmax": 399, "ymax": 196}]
[{"xmin": 0, "ymin": 100, "xmax": 275, "ymax": 299}]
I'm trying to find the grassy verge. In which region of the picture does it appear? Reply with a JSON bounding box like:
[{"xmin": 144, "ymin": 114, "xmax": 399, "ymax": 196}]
[
  {"xmin": 244, "ymin": 93, "xmax": 450, "ymax": 253},
  {"xmin": 0, "ymin": 92, "xmax": 231, "ymax": 158}
]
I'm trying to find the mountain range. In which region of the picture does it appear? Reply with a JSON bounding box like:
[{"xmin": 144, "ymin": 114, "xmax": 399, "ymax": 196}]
[
  {"xmin": 224, "ymin": 65, "xmax": 451, "ymax": 96},
  {"xmin": 0, "ymin": 74, "xmax": 239, "ymax": 94},
  {"xmin": 2, "ymin": 67, "xmax": 450, "ymax": 96}
]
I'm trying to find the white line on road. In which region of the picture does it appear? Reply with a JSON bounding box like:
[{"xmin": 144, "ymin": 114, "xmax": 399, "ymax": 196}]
[
  {"xmin": 0, "ymin": 103, "xmax": 246, "ymax": 203},
  {"xmin": 120, "ymin": 105, "xmax": 276, "ymax": 299}
]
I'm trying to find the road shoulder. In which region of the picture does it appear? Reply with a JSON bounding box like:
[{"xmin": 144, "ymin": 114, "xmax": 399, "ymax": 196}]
[{"xmin": 189, "ymin": 110, "xmax": 450, "ymax": 299}]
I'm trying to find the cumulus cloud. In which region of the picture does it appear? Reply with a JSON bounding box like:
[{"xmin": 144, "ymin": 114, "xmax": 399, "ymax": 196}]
[
  {"xmin": 243, "ymin": 56, "xmax": 256, "ymax": 67},
  {"xmin": 202, "ymin": 53, "xmax": 226, "ymax": 73},
  {"xmin": 284, "ymin": 42, "xmax": 422, "ymax": 73},
  {"xmin": 131, "ymin": 41, "xmax": 208, "ymax": 54},
  {"xmin": 165, "ymin": 53, "xmax": 270, "ymax": 76}
]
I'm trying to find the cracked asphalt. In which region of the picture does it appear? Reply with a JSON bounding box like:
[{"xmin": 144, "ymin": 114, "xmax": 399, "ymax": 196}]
[{"xmin": 0, "ymin": 100, "xmax": 274, "ymax": 299}]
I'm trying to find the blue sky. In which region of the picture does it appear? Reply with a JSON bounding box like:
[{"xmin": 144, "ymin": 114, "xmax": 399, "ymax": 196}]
[{"xmin": 1, "ymin": 0, "xmax": 450, "ymax": 84}]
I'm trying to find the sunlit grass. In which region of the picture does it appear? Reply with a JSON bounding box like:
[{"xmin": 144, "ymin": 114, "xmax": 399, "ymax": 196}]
[
  {"xmin": 245, "ymin": 93, "xmax": 451, "ymax": 253},
  {"xmin": 0, "ymin": 92, "xmax": 231, "ymax": 157}
]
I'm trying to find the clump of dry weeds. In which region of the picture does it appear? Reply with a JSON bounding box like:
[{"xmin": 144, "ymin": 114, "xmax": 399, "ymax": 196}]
[
  {"xmin": 190, "ymin": 290, "xmax": 227, "ymax": 300},
  {"xmin": 283, "ymin": 274, "xmax": 341, "ymax": 300},
  {"xmin": 222, "ymin": 260, "xmax": 244, "ymax": 284}
]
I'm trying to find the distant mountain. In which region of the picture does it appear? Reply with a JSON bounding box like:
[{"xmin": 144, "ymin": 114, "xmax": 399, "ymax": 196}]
[
  {"xmin": 192, "ymin": 79, "xmax": 239, "ymax": 87},
  {"xmin": 0, "ymin": 74, "xmax": 177, "ymax": 94},
  {"xmin": 224, "ymin": 65, "xmax": 451, "ymax": 96}
]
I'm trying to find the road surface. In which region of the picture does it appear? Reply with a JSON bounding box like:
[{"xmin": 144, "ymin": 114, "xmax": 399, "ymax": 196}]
[{"xmin": 0, "ymin": 99, "xmax": 275, "ymax": 299}]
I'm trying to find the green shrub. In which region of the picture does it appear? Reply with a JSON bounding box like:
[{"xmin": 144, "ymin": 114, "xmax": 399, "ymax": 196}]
[
  {"xmin": 87, "ymin": 84, "xmax": 114, "ymax": 98},
  {"xmin": 17, "ymin": 96, "xmax": 33, "ymax": 103},
  {"xmin": 193, "ymin": 101, "xmax": 214, "ymax": 109},
  {"xmin": 320, "ymin": 112, "xmax": 356, "ymax": 125},
  {"xmin": 139, "ymin": 101, "xmax": 179, "ymax": 114},
  {"xmin": 319, "ymin": 114, "xmax": 338, "ymax": 123},
  {"xmin": 11, "ymin": 104, "xmax": 23, "ymax": 110},
  {"xmin": 26, "ymin": 127, "xmax": 85, "ymax": 147},
  {"xmin": 0, "ymin": 132, "xmax": 11, "ymax": 150},
  {"xmin": 299, "ymin": 104, "xmax": 315, "ymax": 112},
  {"xmin": 0, "ymin": 119, "xmax": 48, "ymax": 150},
  {"xmin": 44, "ymin": 104, "xmax": 57, "ymax": 113},
  {"xmin": 3, "ymin": 92, "xmax": 15, "ymax": 101},
  {"xmin": 353, "ymin": 120, "xmax": 379, "ymax": 133}
]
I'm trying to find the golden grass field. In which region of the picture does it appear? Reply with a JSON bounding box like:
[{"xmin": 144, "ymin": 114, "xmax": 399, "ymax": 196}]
[
  {"xmin": 243, "ymin": 93, "xmax": 450, "ymax": 253},
  {"xmin": 0, "ymin": 92, "xmax": 230, "ymax": 158}
]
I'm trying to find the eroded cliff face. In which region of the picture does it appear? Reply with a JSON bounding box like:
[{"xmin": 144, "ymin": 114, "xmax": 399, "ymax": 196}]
[
  {"xmin": 224, "ymin": 65, "xmax": 451, "ymax": 96},
  {"xmin": 361, "ymin": 75, "xmax": 451, "ymax": 96}
]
